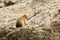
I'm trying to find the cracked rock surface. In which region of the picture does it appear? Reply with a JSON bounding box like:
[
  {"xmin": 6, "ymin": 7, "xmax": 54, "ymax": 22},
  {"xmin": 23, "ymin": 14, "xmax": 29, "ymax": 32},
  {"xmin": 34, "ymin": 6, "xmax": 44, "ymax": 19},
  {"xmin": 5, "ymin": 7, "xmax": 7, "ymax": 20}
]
[{"xmin": 0, "ymin": 0, "xmax": 60, "ymax": 40}]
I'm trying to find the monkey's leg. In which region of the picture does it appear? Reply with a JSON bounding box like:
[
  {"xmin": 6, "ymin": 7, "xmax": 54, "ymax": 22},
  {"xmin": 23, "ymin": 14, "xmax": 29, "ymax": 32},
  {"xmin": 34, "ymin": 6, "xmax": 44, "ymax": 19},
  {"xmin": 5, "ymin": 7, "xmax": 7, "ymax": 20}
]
[{"xmin": 24, "ymin": 19, "xmax": 30, "ymax": 27}]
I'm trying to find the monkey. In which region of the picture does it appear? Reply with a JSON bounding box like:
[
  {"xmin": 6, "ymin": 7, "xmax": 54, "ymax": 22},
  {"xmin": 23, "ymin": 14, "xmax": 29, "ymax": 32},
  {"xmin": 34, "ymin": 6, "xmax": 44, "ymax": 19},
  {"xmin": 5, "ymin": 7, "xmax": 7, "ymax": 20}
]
[{"xmin": 16, "ymin": 14, "xmax": 28, "ymax": 28}]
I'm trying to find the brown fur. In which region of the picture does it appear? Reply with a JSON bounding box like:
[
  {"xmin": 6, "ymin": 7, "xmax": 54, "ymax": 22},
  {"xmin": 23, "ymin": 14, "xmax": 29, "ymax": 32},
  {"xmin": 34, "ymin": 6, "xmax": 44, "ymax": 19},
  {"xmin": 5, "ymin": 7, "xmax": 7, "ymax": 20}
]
[{"xmin": 16, "ymin": 14, "xmax": 28, "ymax": 28}]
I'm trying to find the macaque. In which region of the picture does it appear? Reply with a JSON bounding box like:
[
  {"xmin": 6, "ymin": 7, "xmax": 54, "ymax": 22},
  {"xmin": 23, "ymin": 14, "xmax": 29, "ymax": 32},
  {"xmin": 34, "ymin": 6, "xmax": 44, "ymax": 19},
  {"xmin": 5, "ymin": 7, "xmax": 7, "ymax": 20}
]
[{"xmin": 16, "ymin": 14, "xmax": 28, "ymax": 28}]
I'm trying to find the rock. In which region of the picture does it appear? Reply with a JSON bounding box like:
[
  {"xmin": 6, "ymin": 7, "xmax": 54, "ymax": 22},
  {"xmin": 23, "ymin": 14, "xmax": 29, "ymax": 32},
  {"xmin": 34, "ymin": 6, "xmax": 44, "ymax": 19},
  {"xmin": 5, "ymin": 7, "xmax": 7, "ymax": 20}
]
[
  {"xmin": 51, "ymin": 21, "xmax": 60, "ymax": 33},
  {"xmin": 0, "ymin": 0, "xmax": 60, "ymax": 40},
  {"xmin": 6, "ymin": 27, "xmax": 52, "ymax": 40},
  {"xmin": 0, "ymin": 28, "xmax": 10, "ymax": 38}
]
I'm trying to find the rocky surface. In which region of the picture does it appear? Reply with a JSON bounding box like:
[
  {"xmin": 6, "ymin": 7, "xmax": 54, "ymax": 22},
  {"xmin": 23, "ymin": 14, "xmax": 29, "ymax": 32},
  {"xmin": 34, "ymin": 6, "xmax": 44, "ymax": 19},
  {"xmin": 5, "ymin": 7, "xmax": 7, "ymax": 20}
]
[{"xmin": 0, "ymin": 0, "xmax": 60, "ymax": 40}]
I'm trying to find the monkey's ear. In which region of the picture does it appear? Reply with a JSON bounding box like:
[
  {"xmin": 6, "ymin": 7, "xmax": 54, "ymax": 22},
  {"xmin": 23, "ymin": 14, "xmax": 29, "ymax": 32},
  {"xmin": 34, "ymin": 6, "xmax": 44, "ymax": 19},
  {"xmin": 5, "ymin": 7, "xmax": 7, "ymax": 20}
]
[{"xmin": 16, "ymin": 21, "xmax": 22, "ymax": 28}]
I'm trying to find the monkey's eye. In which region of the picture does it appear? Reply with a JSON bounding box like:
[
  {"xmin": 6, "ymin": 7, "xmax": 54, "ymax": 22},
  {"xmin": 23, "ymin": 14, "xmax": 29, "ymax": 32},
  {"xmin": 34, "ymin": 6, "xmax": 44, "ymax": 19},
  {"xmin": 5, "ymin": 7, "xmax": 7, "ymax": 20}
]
[{"xmin": 16, "ymin": 22, "xmax": 22, "ymax": 28}]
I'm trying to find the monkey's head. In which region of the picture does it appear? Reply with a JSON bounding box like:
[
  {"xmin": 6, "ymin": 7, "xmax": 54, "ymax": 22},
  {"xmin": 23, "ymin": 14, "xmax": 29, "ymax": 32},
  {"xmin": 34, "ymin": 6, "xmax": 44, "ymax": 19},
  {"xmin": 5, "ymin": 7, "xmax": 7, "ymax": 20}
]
[{"xmin": 22, "ymin": 14, "xmax": 28, "ymax": 20}]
